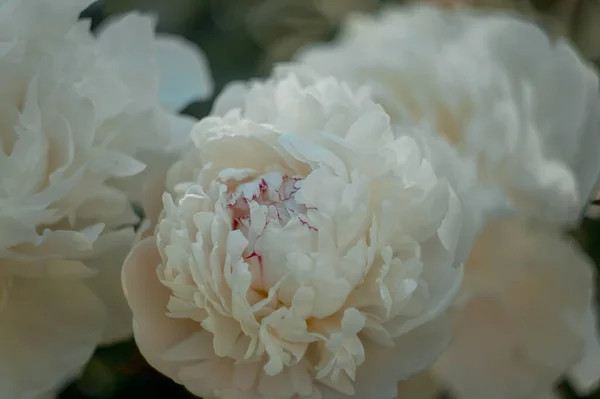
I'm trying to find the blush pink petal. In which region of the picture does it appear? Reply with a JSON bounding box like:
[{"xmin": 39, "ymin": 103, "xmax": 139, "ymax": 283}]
[{"xmin": 121, "ymin": 237, "xmax": 197, "ymax": 380}]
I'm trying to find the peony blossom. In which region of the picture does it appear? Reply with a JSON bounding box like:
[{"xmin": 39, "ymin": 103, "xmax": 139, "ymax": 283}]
[
  {"xmin": 297, "ymin": 5, "xmax": 600, "ymax": 399},
  {"xmin": 397, "ymin": 217, "xmax": 599, "ymax": 399},
  {"xmin": 122, "ymin": 67, "xmax": 481, "ymax": 399},
  {"xmin": 0, "ymin": 0, "xmax": 213, "ymax": 398},
  {"xmin": 298, "ymin": 4, "xmax": 600, "ymax": 227}
]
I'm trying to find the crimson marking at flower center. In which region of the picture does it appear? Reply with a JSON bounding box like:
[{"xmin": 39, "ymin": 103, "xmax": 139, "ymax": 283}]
[{"xmin": 227, "ymin": 173, "xmax": 318, "ymax": 282}]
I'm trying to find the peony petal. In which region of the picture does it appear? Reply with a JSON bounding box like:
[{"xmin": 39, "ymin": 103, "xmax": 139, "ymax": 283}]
[
  {"xmin": 155, "ymin": 34, "xmax": 214, "ymax": 112},
  {"xmin": 278, "ymin": 134, "xmax": 348, "ymax": 180},
  {"xmin": 85, "ymin": 228, "xmax": 137, "ymax": 345},
  {"xmin": 167, "ymin": 113, "xmax": 197, "ymax": 150},
  {"xmin": 95, "ymin": 12, "xmax": 159, "ymax": 101},
  {"xmin": 433, "ymin": 218, "xmax": 596, "ymax": 399},
  {"xmin": 0, "ymin": 277, "xmax": 105, "ymax": 399},
  {"xmin": 318, "ymin": 314, "xmax": 452, "ymax": 399},
  {"xmin": 110, "ymin": 109, "xmax": 195, "ymax": 205},
  {"xmin": 121, "ymin": 237, "xmax": 198, "ymax": 380},
  {"xmin": 211, "ymin": 81, "xmax": 249, "ymax": 116},
  {"xmin": 434, "ymin": 297, "xmax": 542, "ymax": 399}
]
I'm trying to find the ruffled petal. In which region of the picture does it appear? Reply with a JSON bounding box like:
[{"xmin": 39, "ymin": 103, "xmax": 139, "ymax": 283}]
[
  {"xmin": 84, "ymin": 228, "xmax": 137, "ymax": 345},
  {"xmin": 319, "ymin": 315, "xmax": 452, "ymax": 399},
  {"xmin": 121, "ymin": 237, "xmax": 198, "ymax": 380}
]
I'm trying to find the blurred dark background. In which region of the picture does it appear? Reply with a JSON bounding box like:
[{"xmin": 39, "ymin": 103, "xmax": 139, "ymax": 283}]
[{"xmin": 61, "ymin": 1, "xmax": 600, "ymax": 398}]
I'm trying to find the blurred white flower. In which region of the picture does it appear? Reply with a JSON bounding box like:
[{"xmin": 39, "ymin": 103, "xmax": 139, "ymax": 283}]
[
  {"xmin": 398, "ymin": 218, "xmax": 599, "ymax": 399},
  {"xmin": 122, "ymin": 67, "xmax": 479, "ymax": 399},
  {"xmin": 298, "ymin": 5, "xmax": 600, "ymax": 226},
  {"xmin": 0, "ymin": 0, "xmax": 213, "ymax": 398}
]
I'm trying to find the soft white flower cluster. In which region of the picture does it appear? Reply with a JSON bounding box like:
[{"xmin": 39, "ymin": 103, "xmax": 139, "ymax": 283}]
[
  {"xmin": 2, "ymin": 1, "xmax": 598, "ymax": 399},
  {"xmin": 122, "ymin": 5, "xmax": 600, "ymax": 399},
  {"xmin": 0, "ymin": 0, "xmax": 212, "ymax": 398}
]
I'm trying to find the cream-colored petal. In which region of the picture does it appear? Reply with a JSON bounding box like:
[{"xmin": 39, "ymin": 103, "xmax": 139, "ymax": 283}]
[
  {"xmin": 318, "ymin": 315, "xmax": 452, "ymax": 399},
  {"xmin": 121, "ymin": 237, "xmax": 198, "ymax": 381},
  {"xmin": 434, "ymin": 297, "xmax": 548, "ymax": 399},
  {"xmin": 155, "ymin": 34, "xmax": 214, "ymax": 112},
  {"xmin": 0, "ymin": 277, "xmax": 105, "ymax": 399},
  {"xmin": 433, "ymin": 218, "xmax": 596, "ymax": 399},
  {"xmin": 111, "ymin": 113, "xmax": 196, "ymax": 206},
  {"xmin": 84, "ymin": 229, "xmax": 137, "ymax": 345}
]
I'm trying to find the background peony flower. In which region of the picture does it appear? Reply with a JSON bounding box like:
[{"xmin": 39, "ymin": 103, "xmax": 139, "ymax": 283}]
[
  {"xmin": 394, "ymin": 218, "xmax": 600, "ymax": 399},
  {"xmin": 90, "ymin": 10, "xmax": 214, "ymax": 206},
  {"xmin": 297, "ymin": 5, "xmax": 600, "ymax": 227},
  {"xmin": 122, "ymin": 67, "xmax": 479, "ymax": 399},
  {"xmin": 0, "ymin": 0, "xmax": 213, "ymax": 398}
]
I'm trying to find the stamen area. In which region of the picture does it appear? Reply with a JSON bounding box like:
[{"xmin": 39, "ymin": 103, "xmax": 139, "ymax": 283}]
[{"xmin": 225, "ymin": 172, "xmax": 318, "ymax": 291}]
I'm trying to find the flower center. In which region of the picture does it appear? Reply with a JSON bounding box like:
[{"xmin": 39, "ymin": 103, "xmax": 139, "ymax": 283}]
[
  {"xmin": 227, "ymin": 174, "xmax": 306, "ymax": 229},
  {"xmin": 226, "ymin": 172, "xmax": 317, "ymax": 293}
]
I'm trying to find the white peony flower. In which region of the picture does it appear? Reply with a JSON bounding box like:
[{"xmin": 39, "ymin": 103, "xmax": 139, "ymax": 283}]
[
  {"xmin": 0, "ymin": 0, "xmax": 213, "ymax": 398},
  {"xmin": 122, "ymin": 67, "xmax": 480, "ymax": 399},
  {"xmin": 297, "ymin": 4, "xmax": 600, "ymax": 226}
]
